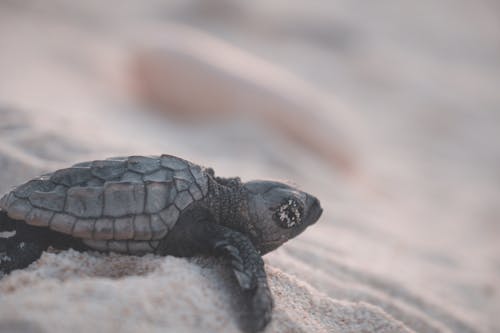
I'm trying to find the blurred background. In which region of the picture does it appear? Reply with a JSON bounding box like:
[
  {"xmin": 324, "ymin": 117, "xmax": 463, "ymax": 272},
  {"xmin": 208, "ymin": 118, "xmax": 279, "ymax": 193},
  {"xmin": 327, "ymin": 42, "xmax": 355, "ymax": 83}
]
[{"xmin": 0, "ymin": 1, "xmax": 499, "ymax": 332}]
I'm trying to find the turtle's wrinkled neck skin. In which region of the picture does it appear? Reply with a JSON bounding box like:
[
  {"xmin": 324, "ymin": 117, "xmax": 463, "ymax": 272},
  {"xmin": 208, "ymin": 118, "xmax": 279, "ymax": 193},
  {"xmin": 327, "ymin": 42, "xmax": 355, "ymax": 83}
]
[{"xmin": 204, "ymin": 176, "xmax": 257, "ymax": 239}]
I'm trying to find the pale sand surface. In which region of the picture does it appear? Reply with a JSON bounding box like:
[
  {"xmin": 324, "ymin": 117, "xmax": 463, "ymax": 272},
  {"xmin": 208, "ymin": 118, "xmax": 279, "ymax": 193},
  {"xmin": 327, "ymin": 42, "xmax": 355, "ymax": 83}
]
[{"xmin": 0, "ymin": 1, "xmax": 499, "ymax": 332}]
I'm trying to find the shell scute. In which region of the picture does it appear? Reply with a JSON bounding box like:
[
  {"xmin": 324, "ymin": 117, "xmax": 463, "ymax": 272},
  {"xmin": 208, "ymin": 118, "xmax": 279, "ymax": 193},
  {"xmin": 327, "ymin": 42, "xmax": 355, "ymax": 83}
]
[
  {"xmin": 127, "ymin": 241, "xmax": 155, "ymax": 253},
  {"xmin": 72, "ymin": 219, "xmax": 95, "ymax": 238},
  {"xmin": 189, "ymin": 183, "xmax": 203, "ymax": 200},
  {"xmin": 0, "ymin": 192, "xmax": 16, "ymax": 210},
  {"xmin": 26, "ymin": 208, "xmax": 54, "ymax": 227},
  {"xmin": 158, "ymin": 205, "xmax": 179, "ymax": 230},
  {"xmin": 174, "ymin": 178, "xmax": 191, "ymax": 192},
  {"xmin": 29, "ymin": 189, "xmax": 66, "ymax": 212},
  {"xmin": 145, "ymin": 181, "xmax": 171, "ymax": 214},
  {"xmin": 65, "ymin": 186, "xmax": 103, "ymax": 218},
  {"xmin": 143, "ymin": 168, "xmax": 172, "ymax": 182},
  {"xmin": 150, "ymin": 214, "xmax": 168, "ymax": 239},
  {"xmin": 191, "ymin": 166, "xmax": 208, "ymax": 196},
  {"xmin": 14, "ymin": 179, "xmax": 56, "ymax": 198},
  {"xmin": 91, "ymin": 160, "xmax": 126, "ymax": 180},
  {"xmin": 127, "ymin": 156, "xmax": 160, "ymax": 174},
  {"xmin": 51, "ymin": 167, "xmax": 93, "ymax": 187},
  {"xmin": 107, "ymin": 240, "xmax": 128, "ymax": 253},
  {"xmin": 94, "ymin": 218, "xmax": 114, "ymax": 240},
  {"xmin": 103, "ymin": 182, "xmax": 145, "ymax": 217},
  {"xmin": 6, "ymin": 198, "xmax": 32, "ymax": 220},
  {"xmin": 50, "ymin": 213, "xmax": 76, "ymax": 234},
  {"xmin": 174, "ymin": 169, "xmax": 192, "ymax": 182},
  {"xmin": 133, "ymin": 215, "xmax": 152, "ymax": 240},
  {"xmin": 160, "ymin": 155, "xmax": 189, "ymax": 170},
  {"xmin": 121, "ymin": 171, "xmax": 143, "ymax": 183},
  {"xmin": 114, "ymin": 216, "xmax": 135, "ymax": 240},
  {"xmin": 174, "ymin": 191, "xmax": 193, "ymax": 210}
]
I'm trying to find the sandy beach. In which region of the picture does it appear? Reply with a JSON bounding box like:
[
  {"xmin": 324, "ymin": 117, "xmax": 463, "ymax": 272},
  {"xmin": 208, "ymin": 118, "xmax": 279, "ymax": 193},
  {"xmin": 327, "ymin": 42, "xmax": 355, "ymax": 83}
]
[{"xmin": 0, "ymin": 1, "xmax": 499, "ymax": 332}]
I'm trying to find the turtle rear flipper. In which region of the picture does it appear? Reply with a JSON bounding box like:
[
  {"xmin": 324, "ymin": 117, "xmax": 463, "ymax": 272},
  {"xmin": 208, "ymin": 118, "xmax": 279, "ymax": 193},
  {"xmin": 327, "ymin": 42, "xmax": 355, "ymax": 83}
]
[
  {"xmin": 0, "ymin": 222, "xmax": 84, "ymax": 275},
  {"xmin": 0, "ymin": 237, "xmax": 6, "ymax": 253},
  {"xmin": 0, "ymin": 210, "xmax": 16, "ymax": 232},
  {"xmin": 0, "ymin": 235, "xmax": 47, "ymax": 275},
  {"xmin": 0, "ymin": 220, "xmax": 54, "ymax": 274}
]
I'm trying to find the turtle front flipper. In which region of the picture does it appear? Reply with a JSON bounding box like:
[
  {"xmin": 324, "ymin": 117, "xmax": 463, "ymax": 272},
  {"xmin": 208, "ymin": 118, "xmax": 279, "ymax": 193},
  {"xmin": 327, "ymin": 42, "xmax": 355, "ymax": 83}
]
[
  {"xmin": 211, "ymin": 228, "xmax": 273, "ymax": 333},
  {"xmin": 158, "ymin": 216, "xmax": 273, "ymax": 333}
]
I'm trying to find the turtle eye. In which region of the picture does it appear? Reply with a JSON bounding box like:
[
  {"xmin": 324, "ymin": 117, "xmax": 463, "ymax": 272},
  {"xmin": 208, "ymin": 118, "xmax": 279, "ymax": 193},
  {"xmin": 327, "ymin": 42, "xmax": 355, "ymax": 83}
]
[{"xmin": 272, "ymin": 198, "xmax": 304, "ymax": 228}]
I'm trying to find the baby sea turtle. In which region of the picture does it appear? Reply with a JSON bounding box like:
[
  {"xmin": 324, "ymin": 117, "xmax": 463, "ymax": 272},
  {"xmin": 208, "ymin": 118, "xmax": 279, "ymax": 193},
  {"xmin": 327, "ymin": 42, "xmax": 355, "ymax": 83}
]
[{"xmin": 0, "ymin": 154, "xmax": 322, "ymax": 332}]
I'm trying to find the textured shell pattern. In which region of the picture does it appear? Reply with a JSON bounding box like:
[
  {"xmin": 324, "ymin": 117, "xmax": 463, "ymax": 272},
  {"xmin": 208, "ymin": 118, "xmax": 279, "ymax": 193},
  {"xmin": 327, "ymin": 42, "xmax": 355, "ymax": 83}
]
[{"xmin": 0, "ymin": 155, "xmax": 209, "ymax": 253}]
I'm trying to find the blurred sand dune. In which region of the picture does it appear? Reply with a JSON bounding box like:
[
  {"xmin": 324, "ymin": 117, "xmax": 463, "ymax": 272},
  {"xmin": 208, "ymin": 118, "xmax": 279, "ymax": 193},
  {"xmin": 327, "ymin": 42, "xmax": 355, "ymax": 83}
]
[{"xmin": 130, "ymin": 24, "xmax": 363, "ymax": 177}]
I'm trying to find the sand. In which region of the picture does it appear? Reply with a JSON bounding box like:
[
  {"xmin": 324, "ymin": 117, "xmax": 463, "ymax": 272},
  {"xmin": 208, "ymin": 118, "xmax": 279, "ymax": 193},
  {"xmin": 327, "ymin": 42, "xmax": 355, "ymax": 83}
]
[{"xmin": 0, "ymin": 1, "xmax": 499, "ymax": 332}]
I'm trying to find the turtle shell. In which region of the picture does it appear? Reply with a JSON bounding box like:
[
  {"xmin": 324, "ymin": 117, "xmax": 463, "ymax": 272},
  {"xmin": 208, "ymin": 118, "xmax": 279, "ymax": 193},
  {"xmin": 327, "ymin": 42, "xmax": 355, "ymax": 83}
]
[{"xmin": 0, "ymin": 155, "xmax": 209, "ymax": 253}]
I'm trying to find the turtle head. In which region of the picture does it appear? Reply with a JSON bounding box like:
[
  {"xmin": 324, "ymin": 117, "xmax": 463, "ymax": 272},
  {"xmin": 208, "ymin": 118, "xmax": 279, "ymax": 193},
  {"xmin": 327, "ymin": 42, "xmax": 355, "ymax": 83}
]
[{"xmin": 243, "ymin": 180, "xmax": 322, "ymax": 254}]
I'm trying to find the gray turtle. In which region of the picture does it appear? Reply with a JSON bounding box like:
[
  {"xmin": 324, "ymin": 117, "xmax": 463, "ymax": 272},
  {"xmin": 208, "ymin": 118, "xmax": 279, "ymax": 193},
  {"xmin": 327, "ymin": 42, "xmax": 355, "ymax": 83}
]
[{"xmin": 0, "ymin": 154, "xmax": 322, "ymax": 332}]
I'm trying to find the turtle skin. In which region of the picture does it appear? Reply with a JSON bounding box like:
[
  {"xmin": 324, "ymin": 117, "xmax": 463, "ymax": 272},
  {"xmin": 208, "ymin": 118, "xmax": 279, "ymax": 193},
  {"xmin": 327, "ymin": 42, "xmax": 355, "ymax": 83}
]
[{"xmin": 0, "ymin": 154, "xmax": 323, "ymax": 333}]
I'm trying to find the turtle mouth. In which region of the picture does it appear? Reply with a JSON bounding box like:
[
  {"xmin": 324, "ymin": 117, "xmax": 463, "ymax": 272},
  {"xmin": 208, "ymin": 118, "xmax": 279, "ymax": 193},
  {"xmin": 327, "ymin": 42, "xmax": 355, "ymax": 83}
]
[
  {"xmin": 305, "ymin": 197, "xmax": 323, "ymax": 224},
  {"xmin": 259, "ymin": 238, "xmax": 284, "ymax": 255}
]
